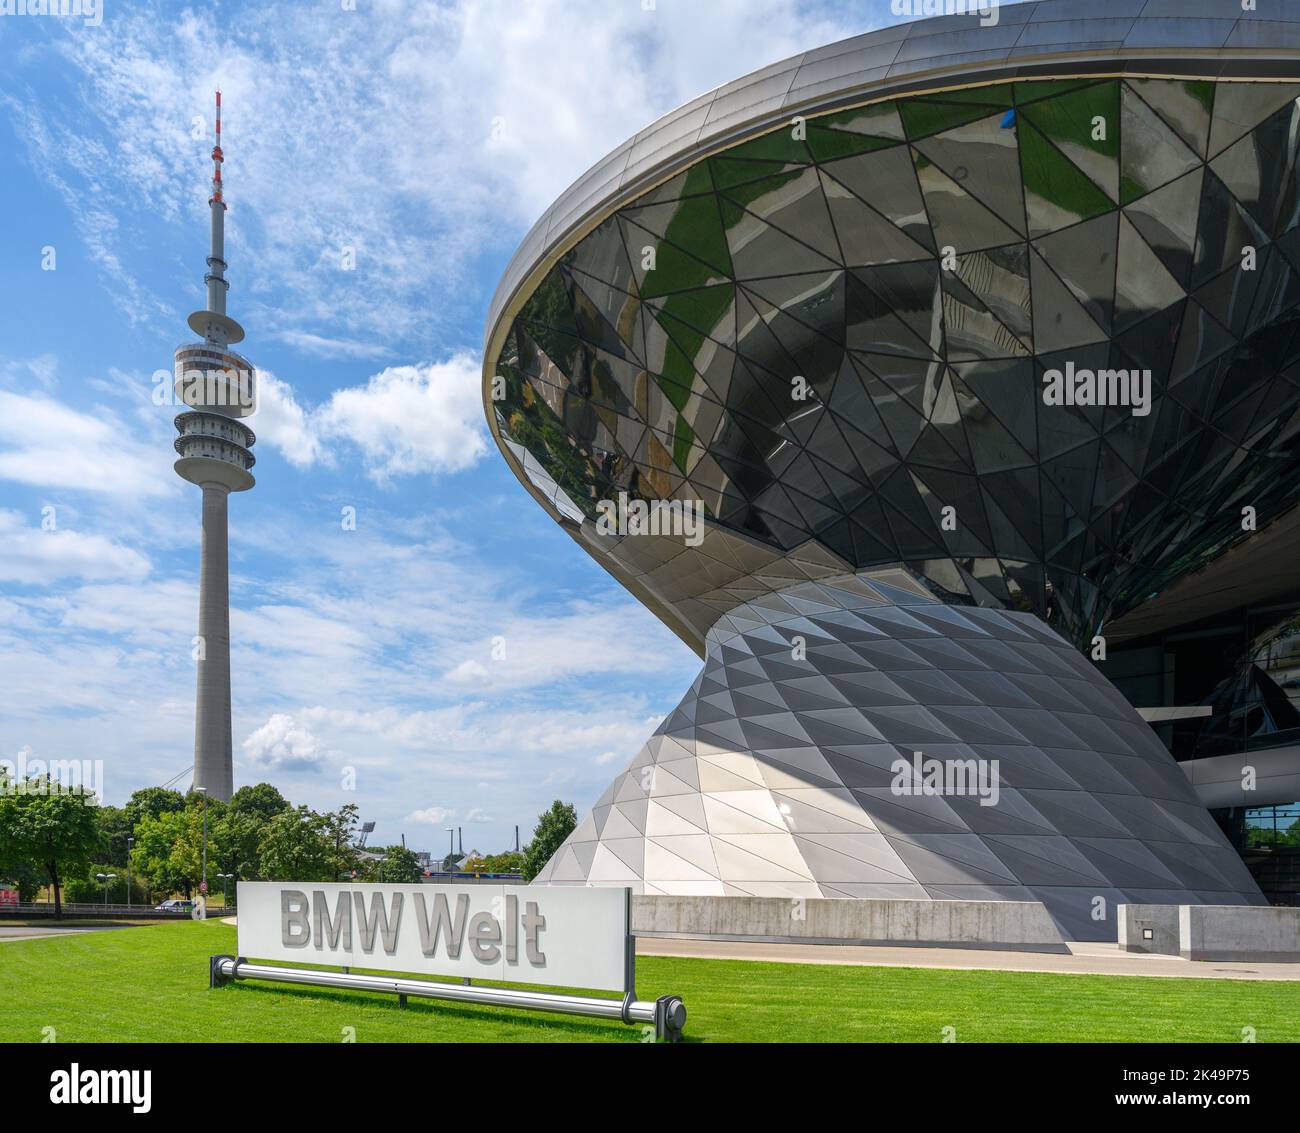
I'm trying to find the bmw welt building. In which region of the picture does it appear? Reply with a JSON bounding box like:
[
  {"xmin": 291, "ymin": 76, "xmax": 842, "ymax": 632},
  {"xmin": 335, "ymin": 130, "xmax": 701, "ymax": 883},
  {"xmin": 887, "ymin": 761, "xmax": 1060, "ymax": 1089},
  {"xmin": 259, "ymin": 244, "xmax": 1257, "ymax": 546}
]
[{"xmin": 482, "ymin": 4, "xmax": 1300, "ymax": 940}]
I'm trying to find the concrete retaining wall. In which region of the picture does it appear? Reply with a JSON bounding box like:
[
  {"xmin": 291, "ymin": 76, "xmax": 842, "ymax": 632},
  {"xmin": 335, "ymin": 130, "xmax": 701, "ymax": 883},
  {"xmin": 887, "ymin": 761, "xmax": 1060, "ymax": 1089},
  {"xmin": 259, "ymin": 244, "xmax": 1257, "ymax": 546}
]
[
  {"xmin": 1117, "ymin": 904, "xmax": 1180, "ymax": 956},
  {"xmin": 632, "ymin": 895, "xmax": 1067, "ymax": 953},
  {"xmin": 1178, "ymin": 905, "xmax": 1300, "ymax": 962}
]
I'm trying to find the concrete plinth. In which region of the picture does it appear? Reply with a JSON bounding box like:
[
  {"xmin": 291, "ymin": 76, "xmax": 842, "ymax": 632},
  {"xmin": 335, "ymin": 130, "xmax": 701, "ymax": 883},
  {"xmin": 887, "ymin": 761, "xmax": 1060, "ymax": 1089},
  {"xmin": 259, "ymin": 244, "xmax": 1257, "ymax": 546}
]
[
  {"xmin": 1117, "ymin": 904, "xmax": 1180, "ymax": 956},
  {"xmin": 632, "ymin": 894, "xmax": 1068, "ymax": 953},
  {"xmin": 1179, "ymin": 905, "xmax": 1300, "ymax": 962}
]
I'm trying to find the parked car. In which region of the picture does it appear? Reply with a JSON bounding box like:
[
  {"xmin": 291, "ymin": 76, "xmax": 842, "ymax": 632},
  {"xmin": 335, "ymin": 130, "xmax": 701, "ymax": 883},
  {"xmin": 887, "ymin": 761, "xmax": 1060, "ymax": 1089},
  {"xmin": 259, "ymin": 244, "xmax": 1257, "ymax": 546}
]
[{"xmin": 154, "ymin": 899, "xmax": 194, "ymax": 913}]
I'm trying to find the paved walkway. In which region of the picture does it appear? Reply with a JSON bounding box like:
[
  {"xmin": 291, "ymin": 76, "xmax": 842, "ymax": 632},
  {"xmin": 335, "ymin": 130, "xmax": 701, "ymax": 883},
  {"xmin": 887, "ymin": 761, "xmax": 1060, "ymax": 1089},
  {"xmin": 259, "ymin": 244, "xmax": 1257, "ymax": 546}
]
[
  {"xmin": 0, "ymin": 924, "xmax": 134, "ymax": 943},
  {"xmin": 637, "ymin": 936, "xmax": 1300, "ymax": 982}
]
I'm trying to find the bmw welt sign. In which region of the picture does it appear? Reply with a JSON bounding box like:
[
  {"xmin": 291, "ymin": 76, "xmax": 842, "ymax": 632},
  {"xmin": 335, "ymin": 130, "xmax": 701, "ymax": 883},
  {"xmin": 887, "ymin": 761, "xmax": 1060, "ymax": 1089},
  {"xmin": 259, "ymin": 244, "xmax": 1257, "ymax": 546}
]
[{"xmin": 236, "ymin": 882, "xmax": 629, "ymax": 993}]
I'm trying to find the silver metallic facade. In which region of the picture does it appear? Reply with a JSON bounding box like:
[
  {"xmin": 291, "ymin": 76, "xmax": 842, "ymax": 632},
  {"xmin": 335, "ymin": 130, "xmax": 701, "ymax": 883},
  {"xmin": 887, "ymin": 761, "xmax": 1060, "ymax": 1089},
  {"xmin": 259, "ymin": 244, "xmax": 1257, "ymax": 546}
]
[
  {"xmin": 485, "ymin": 7, "xmax": 1300, "ymax": 926},
  {"xmin": 535, "ymin": 574, "xmax": 1264, "ymax": 940}
]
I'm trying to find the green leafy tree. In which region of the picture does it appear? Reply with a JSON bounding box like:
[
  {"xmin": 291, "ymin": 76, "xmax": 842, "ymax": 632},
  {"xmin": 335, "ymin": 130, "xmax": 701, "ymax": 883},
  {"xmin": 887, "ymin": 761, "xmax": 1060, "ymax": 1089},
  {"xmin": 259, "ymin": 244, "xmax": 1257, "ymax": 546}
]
[
  {"xmin": 129, "ymin": 800, "xmax": 222, "ymax": 900},
  {"xmin": 228, "ymin": 782, "xmax": 289, "ymax": 823},
  {"xmin": 369, "ymin": 845, "xmax": 422, "ymax": 883},
  {"xmin": 131, "ymin": 810, "xmax": 190, "ymax": 899},
  {"xmin": 64, "ymin": 863, "xmax": 144, "ymax": 905},
  {"xmin": 258, "ymin": 804, "xmax": 363, "ymax": 882},
  {"xmin": 173, "ymin": 800, "xmax": 224, "ymax": 894},
  {"xmin": 258, "ymin": 806, "xmax": 337, "ymax": 882},
  {"xmin": 323, "ymin": 803, "xmax": 361, "ymax": 881},
  {"xmin": 522, "ymin": 800, "xmax": 578, "ymax": 882},
  {"xmin": 94, "ymin": 805, "xmax": 135, "ymax": 867},
  {"xmin": 214, "ymin": 808, "xmax": 265, "ymax": 882},
  {"xmin": 0, "ymin": 778, "xmax": 100, "ymax": 917},
  {"xmin": 123, "ymin": 786, "xmax": 186, "ymax": 830},
  {"xmin": 0, "ymin": 771, "xmax": 42, "ymax": 900},
  {"xmin": 0, "ymin": 858, "xmax": 41, "ymax": 902},
  {"xmin": 484, "ymin": 851, "xmax": 525, "ymax": 873}
]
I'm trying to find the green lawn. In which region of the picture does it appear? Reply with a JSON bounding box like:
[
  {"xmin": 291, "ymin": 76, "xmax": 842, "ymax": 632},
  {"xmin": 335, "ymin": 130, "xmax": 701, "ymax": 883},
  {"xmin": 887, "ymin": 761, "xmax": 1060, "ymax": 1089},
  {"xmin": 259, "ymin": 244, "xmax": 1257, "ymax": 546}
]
[{"xmin": 1, "ymin": 920, "xmax": 1297, "ymax": 1043}]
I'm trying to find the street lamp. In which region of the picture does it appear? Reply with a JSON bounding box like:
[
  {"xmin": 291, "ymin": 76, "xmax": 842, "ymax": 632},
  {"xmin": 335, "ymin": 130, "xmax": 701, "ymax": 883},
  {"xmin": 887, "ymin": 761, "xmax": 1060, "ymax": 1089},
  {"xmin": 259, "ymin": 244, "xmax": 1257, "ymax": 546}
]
[
  {"xmin": 216, "ymin": 872, "xmax": 234, "ymax": 910},
  {"xmin": 195, "ymin": 786, "xmax": 208, "ymax": 900},
  {"xmin": 126, "ymin": 836, "xmax": 134, "ymax": 909},
  {"xmin": 95, "ymin": 872, "xmax": 117, "ymax": 907}
]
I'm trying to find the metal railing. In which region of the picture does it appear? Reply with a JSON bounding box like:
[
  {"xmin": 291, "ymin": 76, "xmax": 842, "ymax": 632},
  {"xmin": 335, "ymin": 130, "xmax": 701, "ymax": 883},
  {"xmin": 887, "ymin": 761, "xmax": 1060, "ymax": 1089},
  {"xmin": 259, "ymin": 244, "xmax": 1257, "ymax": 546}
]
[
  {"xmin": 210, "ymin": 955, "xmax": 686, "ymax": 1042},
  {"xmin": 0, "ymin": 902, "xmax": 234, "ymax": 918}
]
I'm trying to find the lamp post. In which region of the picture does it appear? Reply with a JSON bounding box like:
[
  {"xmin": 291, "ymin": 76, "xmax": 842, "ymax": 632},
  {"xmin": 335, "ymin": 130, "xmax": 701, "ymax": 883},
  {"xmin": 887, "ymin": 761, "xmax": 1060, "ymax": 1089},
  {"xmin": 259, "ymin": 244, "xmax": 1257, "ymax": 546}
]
[
  {"xmin": 95, "ymin": 872, "xmax": 117, "ymax": 907},
  {"xmin": 216, "ymin": 872, "xmax": 234, "ymax": 910},
  {"xmin": 126, "ymin": 836, "xmax": 134, "ymax": 909},
  {"xmin": 195, "ymin": 786, "xmax": 208, "ymax": 900}
]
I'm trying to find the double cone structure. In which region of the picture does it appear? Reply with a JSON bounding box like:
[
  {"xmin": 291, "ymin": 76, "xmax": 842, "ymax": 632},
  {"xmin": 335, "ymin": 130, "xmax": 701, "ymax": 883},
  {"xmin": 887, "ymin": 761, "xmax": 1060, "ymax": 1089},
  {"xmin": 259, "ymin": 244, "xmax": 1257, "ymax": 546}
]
[{"xmin": 484, "ymin": 10, "xmax": 1297, "ymax": 935}]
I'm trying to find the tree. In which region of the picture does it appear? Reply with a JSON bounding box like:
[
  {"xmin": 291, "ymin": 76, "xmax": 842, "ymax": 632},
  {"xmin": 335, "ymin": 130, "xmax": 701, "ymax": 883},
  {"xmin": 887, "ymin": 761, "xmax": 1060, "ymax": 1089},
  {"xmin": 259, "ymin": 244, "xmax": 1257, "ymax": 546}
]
[
  {"xmin": 94, "ymin": 805, "xmax": 135, "ymax": 867},
  {"xmin": 484, "ymin": 851, "xmax": 525, "ymax": 874},
  {"xmin": 0, "ymin": 778, "xmax": 100, "ymax": 917},
  {"xmin": 65, "ymin": 863, "xmax": 143, "ymax": 905},
  {"xmin": 214, "ymin": 808, "xmax": 265, "ymax": 882},
  {"xmin": 131, "ymin": 810, "xmax": 190, "ymax": 899},
  {"xmin": 258, "ymin": 806, "xmax": 337, "ymax": 882},
  {"xmin": 0, "ymin": 771, "xmax": 42, "ymax": 900},
  {"xmin": 323, "ymin": 803, "xmax": 361, "ymax": 881},
  {"xmin": 369, "ymin": 845, "xmax": 422, "ymax": 883},
  {"xmin": 227, "ymin": 782, "xmax": 289, "ymax": 823},
  {"xmin": 129, "ymin": 797, "xmax": 223, "ymax": 900},
  {"xmin": 522, "ymin": 800, "xmax": 578, "ymax": 882},
  {"xmin": 123, "ymin": 786, "xmax": 185, "ymax": 830}
]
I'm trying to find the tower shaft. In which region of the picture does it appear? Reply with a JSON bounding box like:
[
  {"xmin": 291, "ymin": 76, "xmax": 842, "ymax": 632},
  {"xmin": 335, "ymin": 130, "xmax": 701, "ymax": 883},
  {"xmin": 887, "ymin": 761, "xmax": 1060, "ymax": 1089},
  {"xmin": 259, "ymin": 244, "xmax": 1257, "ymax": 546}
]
[{"xmin": 194, "ymin": 484, "xmax": 234, "ymax": 801}]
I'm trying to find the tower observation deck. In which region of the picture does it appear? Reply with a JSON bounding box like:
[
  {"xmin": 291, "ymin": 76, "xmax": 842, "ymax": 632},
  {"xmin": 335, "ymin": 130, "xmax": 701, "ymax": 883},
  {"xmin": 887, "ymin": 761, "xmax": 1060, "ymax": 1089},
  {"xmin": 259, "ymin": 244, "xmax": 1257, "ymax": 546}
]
[{"xmin": 173, "ymin": 90, "xmax": 255, "ymax": 803}]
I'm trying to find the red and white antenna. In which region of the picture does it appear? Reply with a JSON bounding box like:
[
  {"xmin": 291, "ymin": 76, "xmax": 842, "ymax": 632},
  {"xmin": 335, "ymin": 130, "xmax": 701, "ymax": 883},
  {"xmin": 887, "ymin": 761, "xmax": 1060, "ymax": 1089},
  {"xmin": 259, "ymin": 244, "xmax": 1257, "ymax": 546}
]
[
  {"xmin": 210, "ymin": 89, "xmax": 224, "ymax": 207},
  {"xmin": 191, "ymin": 89, "xmax": 243, "ymax": 346}
]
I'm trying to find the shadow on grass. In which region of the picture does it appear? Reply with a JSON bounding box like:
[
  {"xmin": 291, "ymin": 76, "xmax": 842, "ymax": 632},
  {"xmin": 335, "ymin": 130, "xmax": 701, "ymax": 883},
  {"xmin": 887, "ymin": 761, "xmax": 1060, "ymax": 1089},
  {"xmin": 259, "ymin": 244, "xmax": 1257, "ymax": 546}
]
[{"xmin": 213, "ymin": 979, "xmax": 660, "ymax": 1042}]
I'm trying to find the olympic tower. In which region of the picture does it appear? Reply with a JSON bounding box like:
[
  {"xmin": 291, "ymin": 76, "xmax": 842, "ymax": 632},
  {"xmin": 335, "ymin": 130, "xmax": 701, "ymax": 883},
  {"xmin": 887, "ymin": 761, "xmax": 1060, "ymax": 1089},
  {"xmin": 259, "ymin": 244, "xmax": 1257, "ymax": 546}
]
[{"xmin": 173, "ymin": 91, "xmax": 256, "ymax": 802}]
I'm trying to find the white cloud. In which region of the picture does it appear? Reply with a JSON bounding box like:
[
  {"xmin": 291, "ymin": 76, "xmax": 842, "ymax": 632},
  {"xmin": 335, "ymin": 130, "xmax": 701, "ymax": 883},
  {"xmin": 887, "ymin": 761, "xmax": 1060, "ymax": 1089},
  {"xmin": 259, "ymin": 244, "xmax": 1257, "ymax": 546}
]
[
  {"xmin": 0, "ymin": 390, "xmax": 172, "ymax": 497},
  {"xmin": 251, "ymin": 372, "xmax": 324, "ymax": 469},
  {"xmin": 0, "ymin": 509, "xmax": 151, "ymax": 584},
  {"xmin": 241, "ymin": 713, "xmax": 324, "ymax": 770},
  {"xmin": 1, "ymin": 354, "xmax": 59, "ymax": 391},
  {"xmin": 315, "ymin": 355, "xmax": 487, "ymax": 481},
  {"xmin": 250, "ymin": 355, "xmax": 486, "ymax": 480},
  {"xmin": 442, "ymin": 605, "xmax": 687, "ymax": 691},
  {"xmin": 273, "ymin": 330, "xmax": 392, "ymax": 361},
  {"xmin": 406, "ymin": 805, "xmax": 456, "ymax": 825}
]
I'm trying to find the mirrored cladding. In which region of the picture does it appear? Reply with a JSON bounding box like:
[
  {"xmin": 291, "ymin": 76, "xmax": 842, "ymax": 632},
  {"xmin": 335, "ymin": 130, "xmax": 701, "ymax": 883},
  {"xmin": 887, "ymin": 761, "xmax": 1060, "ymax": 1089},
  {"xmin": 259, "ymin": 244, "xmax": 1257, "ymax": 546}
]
[{"xmin": 491, "ymin": 73, "xmax": 1300, "ymax": 653}]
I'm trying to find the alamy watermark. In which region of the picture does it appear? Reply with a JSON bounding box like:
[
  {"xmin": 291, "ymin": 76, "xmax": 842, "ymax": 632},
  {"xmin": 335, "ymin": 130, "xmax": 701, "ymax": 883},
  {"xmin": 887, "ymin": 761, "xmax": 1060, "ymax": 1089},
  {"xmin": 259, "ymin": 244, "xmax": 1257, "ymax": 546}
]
[
  {"xmin": 153, "ymin": 366, "xmax": 255, "ymax": 410},
  {"xmin": 890, "ymin": 0, "xmax": 998, "ymax": 27},
  {"xmin": 891, "ymin": 750, "xmax": 1000, "ymax": 807},
  {"xmin": 0, "ymin": 751, "xmax": 103, "ymax": 801},
  {"xmin": 0, "ymin": 0, "xmax": 102, "ymax": 26},
  {"xmin": 1042, "ymin": 360, "xmax": 1151, "ymax": 417},
  {"xmin": 595, "ymin": 491, "xmax": 704, "ymax": 546}
]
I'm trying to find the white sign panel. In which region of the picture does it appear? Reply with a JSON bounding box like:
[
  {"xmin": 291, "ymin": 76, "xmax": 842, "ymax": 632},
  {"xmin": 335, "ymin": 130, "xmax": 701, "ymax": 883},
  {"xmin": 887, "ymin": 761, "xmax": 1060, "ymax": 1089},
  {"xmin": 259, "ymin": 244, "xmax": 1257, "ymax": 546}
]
[{"xmin": 236, "ymin": 882, "xmax": 629, "ymax": 993}]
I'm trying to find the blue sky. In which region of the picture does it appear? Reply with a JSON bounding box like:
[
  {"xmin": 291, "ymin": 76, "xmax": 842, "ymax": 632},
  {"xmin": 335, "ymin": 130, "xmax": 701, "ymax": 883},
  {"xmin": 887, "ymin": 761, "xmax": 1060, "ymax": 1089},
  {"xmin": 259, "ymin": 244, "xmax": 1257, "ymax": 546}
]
[{"xmin": 0, "ymin": 0, "xmax": 890, "ymax": 856}]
